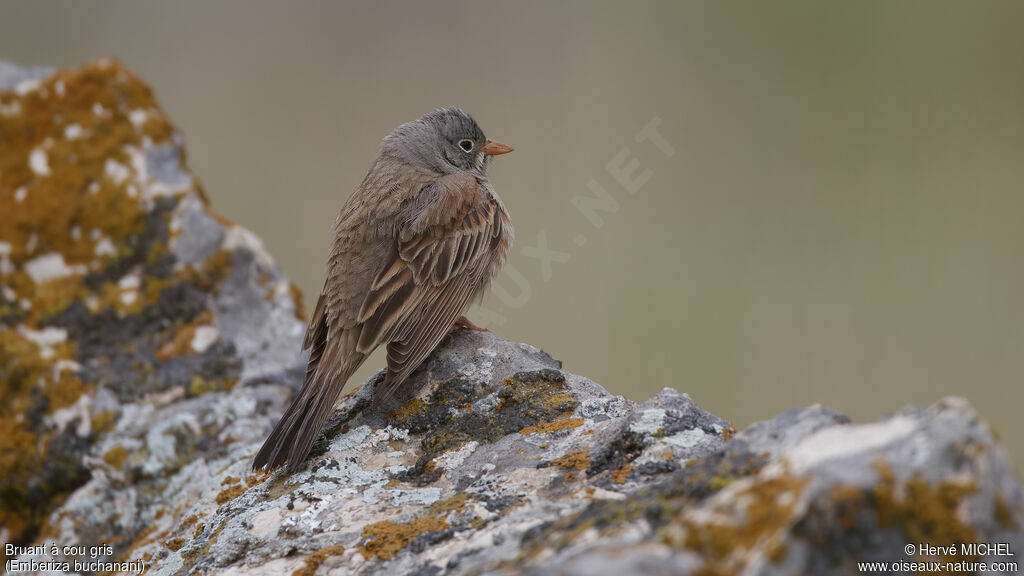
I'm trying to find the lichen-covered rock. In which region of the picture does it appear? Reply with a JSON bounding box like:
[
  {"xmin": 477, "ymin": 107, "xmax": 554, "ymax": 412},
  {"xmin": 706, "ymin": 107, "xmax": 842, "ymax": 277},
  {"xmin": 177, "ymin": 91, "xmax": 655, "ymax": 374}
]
[
  {"xmin": 0, "ymin": 59, "xmax": 304, "ymax": 567},
  {"xmin": 3, "ymin": 60, "xmax": 1023, "ymax": 576}
]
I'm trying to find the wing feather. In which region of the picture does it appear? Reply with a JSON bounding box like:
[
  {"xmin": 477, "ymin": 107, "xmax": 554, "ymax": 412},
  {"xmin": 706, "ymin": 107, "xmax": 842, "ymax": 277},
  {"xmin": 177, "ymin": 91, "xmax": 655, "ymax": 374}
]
[{"xmin": 352, "ymin": 173, "xmax": 503, "ymax": 402}]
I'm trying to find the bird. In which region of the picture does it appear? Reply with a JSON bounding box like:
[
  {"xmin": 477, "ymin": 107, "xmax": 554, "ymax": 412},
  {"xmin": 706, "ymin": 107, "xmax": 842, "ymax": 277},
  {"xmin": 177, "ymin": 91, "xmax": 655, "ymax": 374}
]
[{"xmin": 253, "ymin": 108, "xmax": 514, "ymax": 473}]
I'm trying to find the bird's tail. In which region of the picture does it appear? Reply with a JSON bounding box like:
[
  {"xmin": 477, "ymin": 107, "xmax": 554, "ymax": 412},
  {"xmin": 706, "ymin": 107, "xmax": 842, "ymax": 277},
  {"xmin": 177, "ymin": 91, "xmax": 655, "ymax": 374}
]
[{"xmin": 252, "ymin": 362, "xmax": 357, "ymax": 473}]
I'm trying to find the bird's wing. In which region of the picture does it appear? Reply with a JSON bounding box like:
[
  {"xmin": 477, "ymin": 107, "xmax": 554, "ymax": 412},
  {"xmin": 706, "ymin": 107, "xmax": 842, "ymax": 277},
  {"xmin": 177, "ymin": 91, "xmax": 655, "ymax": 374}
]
[{"xmin": 354, "ymin": 172, "xmax": 506, "ymax": 401}]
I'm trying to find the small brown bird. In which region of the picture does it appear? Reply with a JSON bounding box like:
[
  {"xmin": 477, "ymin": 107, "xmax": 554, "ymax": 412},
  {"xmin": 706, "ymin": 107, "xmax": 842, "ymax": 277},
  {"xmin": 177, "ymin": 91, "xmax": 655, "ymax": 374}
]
[{"xmin": 253, "ymin": 108, "xmax": 513, "ymax": 472}]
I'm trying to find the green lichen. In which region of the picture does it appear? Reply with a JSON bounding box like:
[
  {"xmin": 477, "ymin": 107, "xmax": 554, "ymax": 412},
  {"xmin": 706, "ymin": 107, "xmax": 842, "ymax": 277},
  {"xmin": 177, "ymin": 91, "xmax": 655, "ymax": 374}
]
[
  {"xmin": 400, "ymin": 369, "xmax": 578, "ymax": 484},
  {"xmin": 677, "ymin": 473, "xmax": 810, "ymax": 562},
  {"xmin": 102, "ymin": 445, "xmax": 130, "ymax": 469},
  {"xmin": 387, "ymin": 397, "xmax": 426, "ymax": 425},
  {"xmin": 871, "ymin": 461, "xmax": 978, "ymax": 564}
]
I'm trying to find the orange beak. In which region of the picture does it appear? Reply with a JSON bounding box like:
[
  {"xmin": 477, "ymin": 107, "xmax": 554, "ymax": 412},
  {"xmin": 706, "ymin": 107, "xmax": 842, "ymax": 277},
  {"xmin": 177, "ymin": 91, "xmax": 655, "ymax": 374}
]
[{"xmin": 482, "ymin": 139, "xmax": 514, "ymax": 156}]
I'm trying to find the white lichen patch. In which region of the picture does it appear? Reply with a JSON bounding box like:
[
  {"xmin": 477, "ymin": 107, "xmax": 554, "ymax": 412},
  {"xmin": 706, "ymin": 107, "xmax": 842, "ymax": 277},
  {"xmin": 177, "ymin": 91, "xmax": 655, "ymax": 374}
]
[
  {"xmin": 142, "ymin": 413, "xmax": 202, "ymax": 476},
  {"xmin": 50, "ymin": 394, "xmax": 93, "ymax": 437},
  {"xmin": 18, "ymin": 326, "xmax": 68, "ymax": 359},
  {"xmin": 63, "ymin": 123, "xmax": 83, "ymax": 140},
  {"xmin": 222, "ymin": 226, "xmax": 276, "ymax": 270},
  {"xmin": 328, "ymin": 425, "xmax": 372, "ymax": 452},
  {"xmin": 0, "ymin": 242, "xmax": 13, "ymax": 275},
  {"xmin": 93, "ymin": 236, "xmax": 116, "ymax": 257},
  {"xmin": 629, "ymin": 408, "xmax": 666, "ymax": 436},
  {"xmin": 784, "ymin": 416, "xmax": 917, "ymax": 473},
  {"xmin": 14, "ymin": 187, "xmax": 27, "ymax": 202},
  {"xmin": 117, "ymin": 273, "xmax": 141, "ymax": 290},
  {"xmin": 128, "ymin": 109, "xmax": 149, "ymax": 127},
  {"xmin": 52, "ymin": 359, "xmax": 82, "ymax": 378},
  {"xmin": 117, "ymin": 271, "xmax": 142, "ymax": 306},
  {"xmin": 663, "ymin": 428, "xmax": 709, "ymax": 450},
  {"xmin": 104, "ymin": 157, "xmax": 131, "ymax": 185},
  {"xmin": 15, "ymin": 77, "xmax": 42, "ymax": 95},
  {"xmin": 29, "ymin": 146, "xmax": 51, "ymax": 176},
  {"xmin": 434, "ymin": 440, "xmax": 480, "ymax": 471},
  {"xmin": 268, "ymin": 280, "xmax": 292, "ymax": 303},
  {"xmin": 191, "ymin": 326, "xmax": 220, "ymax": 354},
  {"xmin": 387, "ymin": 487, "xmax": 443, "ymax": 506}
]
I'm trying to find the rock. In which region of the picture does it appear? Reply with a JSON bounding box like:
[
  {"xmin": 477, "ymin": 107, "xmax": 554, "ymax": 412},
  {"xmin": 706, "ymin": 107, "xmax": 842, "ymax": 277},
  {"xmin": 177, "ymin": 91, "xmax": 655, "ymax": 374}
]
[
  {"xmin": 0, "ymin": 59, "xmax": 304, "ymax": 569},
  {"xmin": 2, "ymin": 60, "xmax": 1022, "ymax": 576}
]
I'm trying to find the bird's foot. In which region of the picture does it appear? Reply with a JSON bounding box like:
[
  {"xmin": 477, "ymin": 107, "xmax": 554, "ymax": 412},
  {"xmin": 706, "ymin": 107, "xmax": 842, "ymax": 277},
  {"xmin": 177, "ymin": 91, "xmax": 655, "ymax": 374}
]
[{"xmin": 455, "ymin": 316, "xmax": 488, "ymax": 332}]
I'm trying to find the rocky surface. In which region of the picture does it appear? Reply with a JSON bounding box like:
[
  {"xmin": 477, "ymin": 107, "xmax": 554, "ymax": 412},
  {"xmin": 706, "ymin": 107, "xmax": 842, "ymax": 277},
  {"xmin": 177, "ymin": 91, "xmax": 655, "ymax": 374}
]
[
  {"xmin": 0, "ymin": 59, "xmax": 303, "ymax": 569},
  {"xmin": 2, "ymin": 60, "xmax": 1023, "ymax": 576}
]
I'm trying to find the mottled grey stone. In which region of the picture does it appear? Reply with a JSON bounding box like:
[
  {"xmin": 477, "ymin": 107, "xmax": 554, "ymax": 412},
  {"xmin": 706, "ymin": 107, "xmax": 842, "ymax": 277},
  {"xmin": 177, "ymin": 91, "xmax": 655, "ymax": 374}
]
[
  {"xmin": 0, "ymin": 60, "xmax": 52, "ymax": 89},
  {"xmin": 169, "ymin": 194, "xmax": 225, "ymax": 266}
]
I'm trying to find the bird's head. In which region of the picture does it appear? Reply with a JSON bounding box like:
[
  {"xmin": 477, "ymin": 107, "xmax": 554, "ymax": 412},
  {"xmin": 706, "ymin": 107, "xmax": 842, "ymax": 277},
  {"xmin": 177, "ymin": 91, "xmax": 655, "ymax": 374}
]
[{"xmin": 382, "ymin": 107, "xmax": 512, "ymax": 177}]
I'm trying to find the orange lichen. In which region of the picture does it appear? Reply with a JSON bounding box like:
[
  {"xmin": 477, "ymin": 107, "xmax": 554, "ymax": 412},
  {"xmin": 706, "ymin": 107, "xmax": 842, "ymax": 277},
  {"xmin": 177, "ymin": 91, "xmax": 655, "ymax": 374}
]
[
  {"xmin": 43, "ymin": 371, "xmax": 86, "ymax": 411},
  {"xmin": 155, "ymin": 310, "xmax": 214, "ymax": 360},
  {"xmin": 387, "ymin": 397, "xmax": 425, "ymax": 423},
  {"xmin": 0, "ymin": 59, "xmax": 207, "ymax": 556},
  {"xmin": 0, "ymin": 327, "xmax": 87, "ymax": 557},
  {"xmin": 0, "ymin": 61, "xmax": 182, "ymax": 325},
  {"xmin": 611, "ymin": 464, "xmax": 632, "ymax": 484},
  {"xmin": 289, "ymin": 283, "xmax": 306, "ymax": 321},
  {"xmin": 674, "ymin": 473, "xmax": 810, "ymax": 561},
  {"xmin": 291, "ymin": 544, "xmax": 346, "ymax": 576},
  {"xmin": 552, "ymin": 450, "xmax": 590, "ymax": 471},
  {"xmin": 429, "ymin": 493, "xmax": 469, "ymax": 515},
  {"xmin": 552, "ymin": 450, "xmax": 591, "ymax": 482},
  {"xmin": 994, "ymin": 492, "xmax": 1018, "ymax": 529},
  {"xmin": 360, "ymin": 517, "xmax": 449, "ymax": 560},
  {"xmin": 215, "ymin": 484, "xmax": 246, "ymax": 506},
  {"xmin": 247, "ymin": 469, "xmax": 272, "ymax": 487},
  {"xmin": 871, "ymin": 461, "xmax": 978, "ymax": 564},
  {"xmin": 519, "ymin": 417, "xmax": 583, "ymax": 435}
]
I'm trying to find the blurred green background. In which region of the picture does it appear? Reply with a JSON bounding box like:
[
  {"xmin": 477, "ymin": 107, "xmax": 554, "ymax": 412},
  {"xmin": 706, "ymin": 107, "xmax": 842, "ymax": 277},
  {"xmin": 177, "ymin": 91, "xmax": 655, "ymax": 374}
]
[{"xmin": 3, "ymin": 1, "xmax": 1022, "ymax": 469}]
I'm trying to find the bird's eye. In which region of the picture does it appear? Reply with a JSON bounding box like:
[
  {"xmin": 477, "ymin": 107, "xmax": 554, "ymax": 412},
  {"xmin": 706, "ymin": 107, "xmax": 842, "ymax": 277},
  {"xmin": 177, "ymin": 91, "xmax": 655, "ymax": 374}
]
[{"xmin": 458, "ymin": 139, "xmax": 474, "ymax": 153}]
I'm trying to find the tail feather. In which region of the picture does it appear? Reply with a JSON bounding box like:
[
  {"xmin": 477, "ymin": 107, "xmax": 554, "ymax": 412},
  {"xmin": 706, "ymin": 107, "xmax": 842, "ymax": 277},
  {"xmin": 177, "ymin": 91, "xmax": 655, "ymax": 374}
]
[
  {"xmin": 252, "ymin": 366, "xmax": 354, "ymax": 473},
  {"xmin": 253, "ymin": 299, "xmax": 362, "ymax": 473}
]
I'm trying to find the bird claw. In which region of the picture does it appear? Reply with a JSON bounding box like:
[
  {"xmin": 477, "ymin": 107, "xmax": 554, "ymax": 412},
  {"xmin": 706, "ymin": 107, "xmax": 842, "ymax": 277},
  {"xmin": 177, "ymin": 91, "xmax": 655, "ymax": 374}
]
[{"xmin": 455, "ymin": 316, "xmax": 488, "ymax": 332}]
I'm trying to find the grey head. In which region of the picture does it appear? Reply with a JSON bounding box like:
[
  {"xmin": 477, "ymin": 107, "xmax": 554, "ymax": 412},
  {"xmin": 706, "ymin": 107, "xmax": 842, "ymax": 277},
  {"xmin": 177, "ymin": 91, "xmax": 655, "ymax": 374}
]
[{"xmin": 382, "ymin": 107, "xmax": 513, "ymax": 176}]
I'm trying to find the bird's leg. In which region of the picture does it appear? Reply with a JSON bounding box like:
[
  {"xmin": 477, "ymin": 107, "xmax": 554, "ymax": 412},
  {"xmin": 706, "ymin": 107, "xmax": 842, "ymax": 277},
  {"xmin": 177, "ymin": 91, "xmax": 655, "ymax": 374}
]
[{"xmin": 455, "ymin": 316, "xmax": 488, "ymax": 332}]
